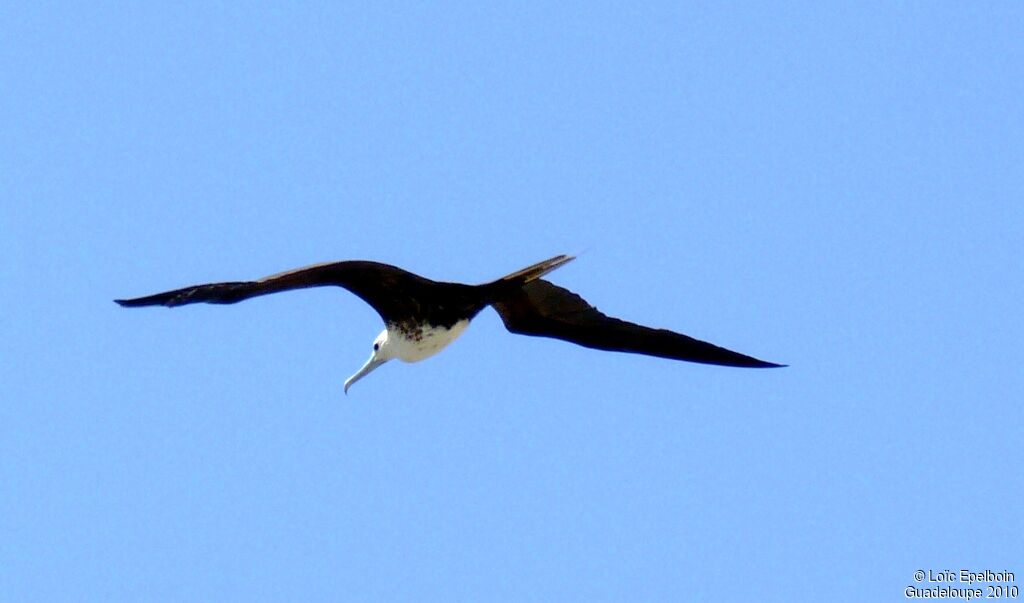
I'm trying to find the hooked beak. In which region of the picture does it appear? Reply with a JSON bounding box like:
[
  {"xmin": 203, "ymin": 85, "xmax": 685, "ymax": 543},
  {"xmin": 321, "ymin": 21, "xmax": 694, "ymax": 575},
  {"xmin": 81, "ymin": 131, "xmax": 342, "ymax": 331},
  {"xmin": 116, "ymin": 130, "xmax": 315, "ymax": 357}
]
[{"xmin": 344, "ymin": 354, "xmax": 386, "ymax": 394}]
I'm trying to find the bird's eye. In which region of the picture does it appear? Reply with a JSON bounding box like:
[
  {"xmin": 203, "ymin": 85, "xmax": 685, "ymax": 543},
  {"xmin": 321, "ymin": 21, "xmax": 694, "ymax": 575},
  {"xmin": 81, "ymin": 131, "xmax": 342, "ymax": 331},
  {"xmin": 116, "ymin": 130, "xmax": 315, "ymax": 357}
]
[{"xmin": 373, "ymin": 343, "xmax": 380, "ymax": 351}]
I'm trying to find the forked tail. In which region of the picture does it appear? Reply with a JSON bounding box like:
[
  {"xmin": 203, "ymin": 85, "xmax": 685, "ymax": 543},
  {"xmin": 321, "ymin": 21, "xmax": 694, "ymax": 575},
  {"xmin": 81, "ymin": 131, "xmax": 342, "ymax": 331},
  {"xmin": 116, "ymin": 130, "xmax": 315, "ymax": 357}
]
[{"xmin": 483, "ymin": 254, "xmax": 575, "ymax": 300}]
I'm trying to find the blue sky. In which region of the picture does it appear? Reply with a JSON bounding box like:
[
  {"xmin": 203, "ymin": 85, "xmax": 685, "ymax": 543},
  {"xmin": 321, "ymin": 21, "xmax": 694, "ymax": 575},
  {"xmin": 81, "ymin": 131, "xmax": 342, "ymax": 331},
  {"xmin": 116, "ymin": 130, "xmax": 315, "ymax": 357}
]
[{"xmin": 4, "ymin": 2, "xmax": 1022, "ymax": 601}]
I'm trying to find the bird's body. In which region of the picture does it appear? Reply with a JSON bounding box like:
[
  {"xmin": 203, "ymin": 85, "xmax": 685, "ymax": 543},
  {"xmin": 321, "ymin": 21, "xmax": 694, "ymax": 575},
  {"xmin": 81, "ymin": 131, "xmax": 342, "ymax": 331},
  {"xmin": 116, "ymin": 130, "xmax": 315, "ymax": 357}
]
[
  {"xmin": 116, "ymin": 254, "xmax": 784, "ymax": 392},
  {"xmin": 385, "ymin": 319, "xmax": 471, "ymax": 363}
]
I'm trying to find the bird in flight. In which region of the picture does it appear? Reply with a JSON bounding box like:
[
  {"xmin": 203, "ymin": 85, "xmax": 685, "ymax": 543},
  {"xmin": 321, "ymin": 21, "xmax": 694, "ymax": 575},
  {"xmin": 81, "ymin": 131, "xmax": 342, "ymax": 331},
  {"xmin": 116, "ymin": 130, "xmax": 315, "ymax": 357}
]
[{"xmin": 116, "ymin": 254, "xmax": 784, "ymax": 392}]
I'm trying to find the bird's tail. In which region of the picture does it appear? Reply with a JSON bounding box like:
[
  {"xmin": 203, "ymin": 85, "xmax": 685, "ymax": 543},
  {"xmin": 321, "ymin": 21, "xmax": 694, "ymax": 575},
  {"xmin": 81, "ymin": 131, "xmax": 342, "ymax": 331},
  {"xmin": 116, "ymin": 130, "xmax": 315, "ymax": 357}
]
[{"xmin": 482, "ymin": 254, "xmax": 575, "ymax": 299}]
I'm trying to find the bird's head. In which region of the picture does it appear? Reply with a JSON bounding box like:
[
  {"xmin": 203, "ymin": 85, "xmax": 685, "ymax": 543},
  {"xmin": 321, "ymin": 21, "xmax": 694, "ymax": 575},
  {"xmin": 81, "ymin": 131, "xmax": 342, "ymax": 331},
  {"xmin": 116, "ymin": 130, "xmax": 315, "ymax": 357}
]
[{"xmin": 344, "ymin": 328, "xmax": 394, "ymax": 394}]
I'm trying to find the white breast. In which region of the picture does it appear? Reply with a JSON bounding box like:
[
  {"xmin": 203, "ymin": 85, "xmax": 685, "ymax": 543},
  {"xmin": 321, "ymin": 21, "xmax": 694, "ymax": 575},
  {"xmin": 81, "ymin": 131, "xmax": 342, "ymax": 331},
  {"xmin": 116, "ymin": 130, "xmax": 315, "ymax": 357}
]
[{"xmin": 389, "ymin": 319, "xmax": 470, "ymax": 363}]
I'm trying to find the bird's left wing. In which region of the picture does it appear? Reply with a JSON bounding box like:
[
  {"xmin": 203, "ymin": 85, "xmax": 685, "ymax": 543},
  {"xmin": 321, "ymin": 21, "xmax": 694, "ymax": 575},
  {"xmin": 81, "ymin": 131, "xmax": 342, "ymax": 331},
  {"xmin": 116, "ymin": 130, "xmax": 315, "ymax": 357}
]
[
  {"xmin": 492, "ymin": 279, "xmax": 784, "ymax": 368},
  {"xmin": 114, "ymin": 261, "xmax": 435, "ymax": 323}
]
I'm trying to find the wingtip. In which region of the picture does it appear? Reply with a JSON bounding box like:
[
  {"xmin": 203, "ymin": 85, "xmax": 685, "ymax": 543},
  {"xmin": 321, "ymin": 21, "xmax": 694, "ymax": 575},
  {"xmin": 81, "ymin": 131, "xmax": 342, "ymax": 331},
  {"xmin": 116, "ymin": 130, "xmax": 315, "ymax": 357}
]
[{"xmin": 114, "ymin": 296, "xmax": 161, "ymax": 308}]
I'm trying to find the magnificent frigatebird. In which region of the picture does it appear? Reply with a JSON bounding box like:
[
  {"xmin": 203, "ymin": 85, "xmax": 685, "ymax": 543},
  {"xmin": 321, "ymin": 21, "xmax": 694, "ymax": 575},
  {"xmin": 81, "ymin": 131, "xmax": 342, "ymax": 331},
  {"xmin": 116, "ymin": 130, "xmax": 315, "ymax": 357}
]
[{"xmin": 115, "ymin": 254, "xmax": 783, "ymax": 392}]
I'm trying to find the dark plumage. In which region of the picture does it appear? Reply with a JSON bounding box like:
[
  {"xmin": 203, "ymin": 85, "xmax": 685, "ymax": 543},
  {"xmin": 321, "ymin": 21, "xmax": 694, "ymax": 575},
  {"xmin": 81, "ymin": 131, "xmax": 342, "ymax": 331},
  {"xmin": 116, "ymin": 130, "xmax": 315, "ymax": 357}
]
[{"xmin": 116, "ymin": 254, "xmax": 784, "ymax": 391}]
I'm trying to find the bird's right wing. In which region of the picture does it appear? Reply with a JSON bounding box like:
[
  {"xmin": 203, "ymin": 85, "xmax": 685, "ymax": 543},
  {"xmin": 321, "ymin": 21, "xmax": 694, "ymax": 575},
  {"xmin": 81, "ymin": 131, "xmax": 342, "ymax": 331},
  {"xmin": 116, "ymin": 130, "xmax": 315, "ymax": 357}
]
[{"xmin": 492, "ymin": 279, "xmax": 784, "ymax": 368}]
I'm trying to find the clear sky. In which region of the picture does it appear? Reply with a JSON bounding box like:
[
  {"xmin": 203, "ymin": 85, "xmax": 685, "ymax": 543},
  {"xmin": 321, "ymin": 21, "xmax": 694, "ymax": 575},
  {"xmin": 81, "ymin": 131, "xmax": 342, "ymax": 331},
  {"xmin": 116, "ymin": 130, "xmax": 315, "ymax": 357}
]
[{"xmin": 4, "ymin": 3, "xmax": 1022, "ymax": 601}]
